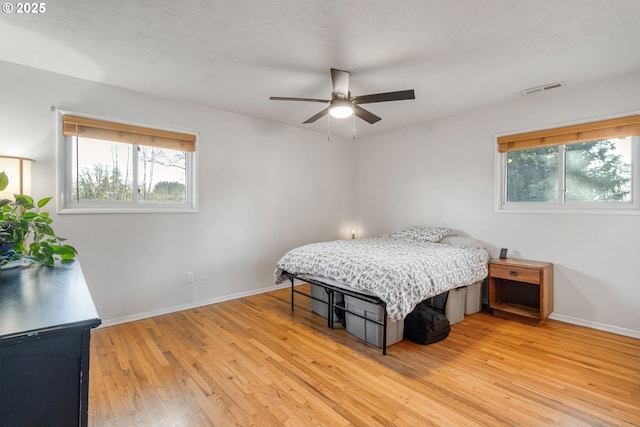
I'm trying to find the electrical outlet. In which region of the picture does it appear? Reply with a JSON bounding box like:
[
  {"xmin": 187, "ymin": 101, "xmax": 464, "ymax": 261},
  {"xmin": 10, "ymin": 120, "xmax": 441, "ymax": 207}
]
[
  {"xmin": 187, "ymin": 272, "xmax": 194, "ymax": 283},
  {"xmin": 202, "ymin": 270, "xmax": 209, "ymax": 280}
]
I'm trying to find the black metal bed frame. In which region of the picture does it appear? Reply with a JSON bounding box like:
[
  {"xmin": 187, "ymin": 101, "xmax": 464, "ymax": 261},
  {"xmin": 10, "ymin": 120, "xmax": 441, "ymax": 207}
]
[{"xmin": 283, "ymin": 271, "xmax": 390, "ymax": 355}]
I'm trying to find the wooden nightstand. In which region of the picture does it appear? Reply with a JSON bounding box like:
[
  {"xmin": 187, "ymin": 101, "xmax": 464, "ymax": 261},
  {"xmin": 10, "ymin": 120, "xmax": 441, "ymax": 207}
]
[{"xmin": 488, "ymin": 258, "xmax": 553, "ymax": 324}]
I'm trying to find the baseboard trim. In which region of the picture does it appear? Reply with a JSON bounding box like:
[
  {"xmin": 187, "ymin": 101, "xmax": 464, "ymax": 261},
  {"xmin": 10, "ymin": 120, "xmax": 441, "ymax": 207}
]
[
  {"xmin": 100, "ymin": 289, "xmax": 640, "ymax": 340},
  {"xmin": 549, "ymin": 313, "xmax": 640, "ymax": 339},
  {"xmin": 99, "ymin": 283, "xmax": 291, "ymax": 328}
]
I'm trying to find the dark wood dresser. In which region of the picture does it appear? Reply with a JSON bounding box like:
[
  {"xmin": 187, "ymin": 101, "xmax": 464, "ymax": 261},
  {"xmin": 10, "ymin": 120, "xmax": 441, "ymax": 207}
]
[{"xmin": 0, "ymin": 260, "xmax": 101, "ymax": 426}]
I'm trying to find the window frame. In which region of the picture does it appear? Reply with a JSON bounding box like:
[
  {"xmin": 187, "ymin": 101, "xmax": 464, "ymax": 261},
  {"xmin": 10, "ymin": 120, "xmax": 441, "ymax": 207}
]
[
  {"xmin": 494, "ymin": 114, "xmax": 640, "ymax": 214},
  {"xmin": 56, "ymin": 111, "xmax": 198, "ymax": 214}
]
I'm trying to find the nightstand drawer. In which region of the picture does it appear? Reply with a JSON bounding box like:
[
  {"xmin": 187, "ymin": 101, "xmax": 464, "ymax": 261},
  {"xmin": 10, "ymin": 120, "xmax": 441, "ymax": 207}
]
[{"xmin": 490, "ymin": 264, "xmax": 541, "ymax": 284}]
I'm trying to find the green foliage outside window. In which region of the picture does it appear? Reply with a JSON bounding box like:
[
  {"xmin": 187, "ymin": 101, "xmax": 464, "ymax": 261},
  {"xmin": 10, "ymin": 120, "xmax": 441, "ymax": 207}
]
[
  {"xmin": 507, "ymin": 146, "xmax": 558, "ymax": 202},
  {"xmin": 565, "ymin": 141, "xmax": 630, "ymax": 202},
  {"xmin": 506, "ymin": 139, "xmax": 631, "ymax": 204}
]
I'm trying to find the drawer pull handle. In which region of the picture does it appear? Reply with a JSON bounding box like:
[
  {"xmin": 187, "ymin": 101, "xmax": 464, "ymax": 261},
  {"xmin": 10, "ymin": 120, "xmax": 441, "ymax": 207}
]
[{"xmin": 509, "ymin": 271, "xmax": 519, "ymax": 277}]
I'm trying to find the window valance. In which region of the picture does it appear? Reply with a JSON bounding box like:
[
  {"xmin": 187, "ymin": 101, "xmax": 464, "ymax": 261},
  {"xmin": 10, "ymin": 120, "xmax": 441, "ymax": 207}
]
[
  {"xmin": 63, "ymin": 115, "xmax": 196, "ymax": 152},
  {"xmin": 497, "ymin": 114, "xmax": 640, "ymax": 153}
]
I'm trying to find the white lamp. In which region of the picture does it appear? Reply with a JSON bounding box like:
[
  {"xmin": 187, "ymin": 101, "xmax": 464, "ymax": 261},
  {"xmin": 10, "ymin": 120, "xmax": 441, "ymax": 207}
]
[
  {"xmin": 329, "ymin": 99, "xmax": 354, "ymax": 119},
  {"xmin": 0, "ymin": 156, "xmax": 33, "ymax": 199}
]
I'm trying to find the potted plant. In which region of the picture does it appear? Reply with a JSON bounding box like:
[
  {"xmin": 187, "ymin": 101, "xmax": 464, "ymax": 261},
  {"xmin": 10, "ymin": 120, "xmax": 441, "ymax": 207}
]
[{"xmin": 0, "ymin": 171, "xmax": 77, "ymax": 269}]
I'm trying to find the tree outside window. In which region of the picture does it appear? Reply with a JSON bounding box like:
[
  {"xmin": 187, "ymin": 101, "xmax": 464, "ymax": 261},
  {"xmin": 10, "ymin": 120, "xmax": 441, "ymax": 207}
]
[
  {"xmin": 61, "ymin": 114, "xmax": 196, "ymax": 212},
  {"xmin": 505, "ymin": 137, "xmax": 632, "ymax": 205}
]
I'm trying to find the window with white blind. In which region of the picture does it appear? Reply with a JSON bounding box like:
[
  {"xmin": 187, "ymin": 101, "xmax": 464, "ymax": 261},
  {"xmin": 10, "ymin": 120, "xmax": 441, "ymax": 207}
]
[
  {"xmin": 59, "ymin": 114, "xmax": 197, "ymax": 213},
  {"xmin": 496, "ymin": 114, "xmax": 640, "ymax": 213}
]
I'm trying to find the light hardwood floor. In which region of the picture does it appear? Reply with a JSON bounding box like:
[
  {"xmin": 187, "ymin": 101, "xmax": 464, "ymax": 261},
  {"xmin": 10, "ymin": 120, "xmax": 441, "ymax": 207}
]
[{"xmin": 89, "ymin": 286, "xmax": 640, "ymax": 426}]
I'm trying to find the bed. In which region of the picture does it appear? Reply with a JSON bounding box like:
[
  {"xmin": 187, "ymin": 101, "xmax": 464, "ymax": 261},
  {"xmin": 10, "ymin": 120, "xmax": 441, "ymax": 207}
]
[{"xmin": 274, "ymin": 226, "xmax": 489, "ymax": 353}]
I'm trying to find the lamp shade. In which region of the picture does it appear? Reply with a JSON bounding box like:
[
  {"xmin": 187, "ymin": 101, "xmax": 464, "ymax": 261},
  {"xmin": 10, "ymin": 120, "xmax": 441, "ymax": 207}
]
[{"xmin": 0, "ymin": 156, "xmax": 33, "ymax": 199}]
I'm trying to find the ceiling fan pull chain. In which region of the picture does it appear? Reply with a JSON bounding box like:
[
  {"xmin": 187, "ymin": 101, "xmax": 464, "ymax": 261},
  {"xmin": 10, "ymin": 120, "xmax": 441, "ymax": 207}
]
[
  {"xmin": 352, "ymin": 113, "xmax": 356, "ymax": 140},
  {"xmin": 327, "ymin": 114, "xmax": 331, "ymax": 141}
]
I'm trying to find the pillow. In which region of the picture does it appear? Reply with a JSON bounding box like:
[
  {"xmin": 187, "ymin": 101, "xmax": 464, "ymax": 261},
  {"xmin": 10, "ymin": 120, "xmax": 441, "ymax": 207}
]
[
  {"xmin": 439, "ymin": 236, "xmax": 485, "ymax": 249},
  {"xmin": 389, "ymin": 226, "xmax": 452, "ymax": 243}
]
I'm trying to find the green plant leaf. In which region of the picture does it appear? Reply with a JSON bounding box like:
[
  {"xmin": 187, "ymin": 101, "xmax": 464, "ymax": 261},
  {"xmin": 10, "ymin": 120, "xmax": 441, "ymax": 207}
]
[
  {"xmin": 37, "ymin": 197, "xmax": 52, "ymax": 208},
  {"xmin": 52, "ymin": 244, "xmax": 78, "ymax": 262},
  {"xmin": 0, "ymin": 172, "xmax": 8, "ymax": 191},
  {"xmin": 2, "ymin": 186, "xmax": 78, "ymax": 266},
  {"xmin": 34, "ymin": 215, "xmax": 53, "ymax": 225},
  {"xmin": 38, "ymin": 224, "xmax": 56, "ymax": 237},
  {"xmin": 12, "ymin": 240, "xmax": 25, "ymax": 252},
  {"xmin": 14, "ymin": 195, "xmax": 34, "ymax": 208}
]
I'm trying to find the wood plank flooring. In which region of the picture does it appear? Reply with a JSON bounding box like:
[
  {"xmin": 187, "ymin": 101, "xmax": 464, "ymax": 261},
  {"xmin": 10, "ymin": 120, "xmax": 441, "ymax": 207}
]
[{"xmin": 89, "ymin": 285, "xmax": 640, "ymax": 426}]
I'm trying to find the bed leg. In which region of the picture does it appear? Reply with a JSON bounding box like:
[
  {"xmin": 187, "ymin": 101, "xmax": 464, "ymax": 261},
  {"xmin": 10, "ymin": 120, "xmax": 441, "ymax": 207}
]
[
  {"xmin": 327, "ymin": 289, "xmax": 334, "ymax": 329},
  {"xmin": 382, "ymin": 305, "xmax": 388, "ymax": 355},
  {"xmin": 290, "ymin": 276, "xmax": 295, "ymax": 311}
]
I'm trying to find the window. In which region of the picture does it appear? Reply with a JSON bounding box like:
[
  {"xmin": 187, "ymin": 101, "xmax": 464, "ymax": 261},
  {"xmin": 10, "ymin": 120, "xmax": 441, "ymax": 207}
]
[
  {"xmin": 496, "ymin": 114, "xmax": 640, "ymax": 212},
  {"xmin": 59, "ymin": 114, "xmax": 197, "ymax": 213}
]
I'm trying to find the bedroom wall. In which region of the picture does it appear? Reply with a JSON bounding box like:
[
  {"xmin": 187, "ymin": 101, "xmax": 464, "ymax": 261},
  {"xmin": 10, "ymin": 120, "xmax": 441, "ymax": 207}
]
[
  {"xmin": 0, "ymin": 60, "xmax": 355, "ymax": 325},
  {"xmin": 353, "ymin": 72, "xmax": 640, "ymax": 337}
]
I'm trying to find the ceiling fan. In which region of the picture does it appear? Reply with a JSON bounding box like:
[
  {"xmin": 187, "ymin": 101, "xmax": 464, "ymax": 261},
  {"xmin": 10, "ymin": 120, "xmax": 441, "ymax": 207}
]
[{"xmin": 269, "ymin": 68, "xmax": 415, "ymax": 125}]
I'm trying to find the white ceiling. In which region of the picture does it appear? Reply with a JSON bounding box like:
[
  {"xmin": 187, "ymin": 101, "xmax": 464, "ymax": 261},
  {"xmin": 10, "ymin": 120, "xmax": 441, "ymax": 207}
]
[{"xmin": 2, "ymin": 0, "xmax": 640, "ymax": 137}]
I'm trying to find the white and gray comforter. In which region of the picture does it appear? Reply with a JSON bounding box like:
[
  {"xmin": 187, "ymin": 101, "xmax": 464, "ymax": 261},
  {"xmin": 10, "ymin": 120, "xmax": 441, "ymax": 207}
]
[{"xmin": 274, "ymin": 237, "xmax": 488, "ymax": 320}]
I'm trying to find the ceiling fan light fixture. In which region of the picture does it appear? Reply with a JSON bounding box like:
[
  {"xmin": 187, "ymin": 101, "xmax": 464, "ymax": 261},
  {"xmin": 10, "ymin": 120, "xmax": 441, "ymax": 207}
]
[
  {"xmin": 329, "ymin": 99, "xmax": 353, "ymax": 119},
  {"xmin": 270, "ymin": 68, "xmax": 414, "ymax": 125}
]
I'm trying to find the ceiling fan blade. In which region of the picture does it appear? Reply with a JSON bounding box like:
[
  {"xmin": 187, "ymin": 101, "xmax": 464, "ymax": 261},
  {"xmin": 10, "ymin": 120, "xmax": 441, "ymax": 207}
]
[
  {"xmin": 352, "ymin": 89, "xmax": 415, "ymax": 105},
  {"xmin": 303, "ymin": 108, "xmax": 329, "ymax": 124},
  {"xmin": 270, "ymin": 96, "xmax": 330, "ymax": 103},
  {"xmin": 330, "ymin": 68, "xmax": 350, "ymax": 97},
  {"xmin": 354, "ymin": 105, "xmax": 382, "ymax": 124}
]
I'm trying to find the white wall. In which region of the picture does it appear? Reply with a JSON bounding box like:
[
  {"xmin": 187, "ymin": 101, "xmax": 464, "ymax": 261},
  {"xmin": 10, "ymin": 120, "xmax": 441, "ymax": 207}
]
[
  {"xmin": 354, "ymin": 72, "xmax": 640, "ymax": 336},
  {"xmin": 0, "ymin": 61, "xmax": 355, "ymax": 324}
]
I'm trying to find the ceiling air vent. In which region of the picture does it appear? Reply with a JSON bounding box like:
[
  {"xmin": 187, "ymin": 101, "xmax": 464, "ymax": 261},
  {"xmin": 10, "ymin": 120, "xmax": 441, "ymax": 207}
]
[{"xmin": 521, "ymin": 81, "xmax": 565, "ymax": 96}]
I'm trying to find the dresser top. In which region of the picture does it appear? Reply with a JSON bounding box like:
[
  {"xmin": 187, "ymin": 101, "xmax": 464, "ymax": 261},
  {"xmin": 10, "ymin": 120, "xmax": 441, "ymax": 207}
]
[{"xmin": 0, "ymin": 260, "xmax": 101, "ymax": 340}]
